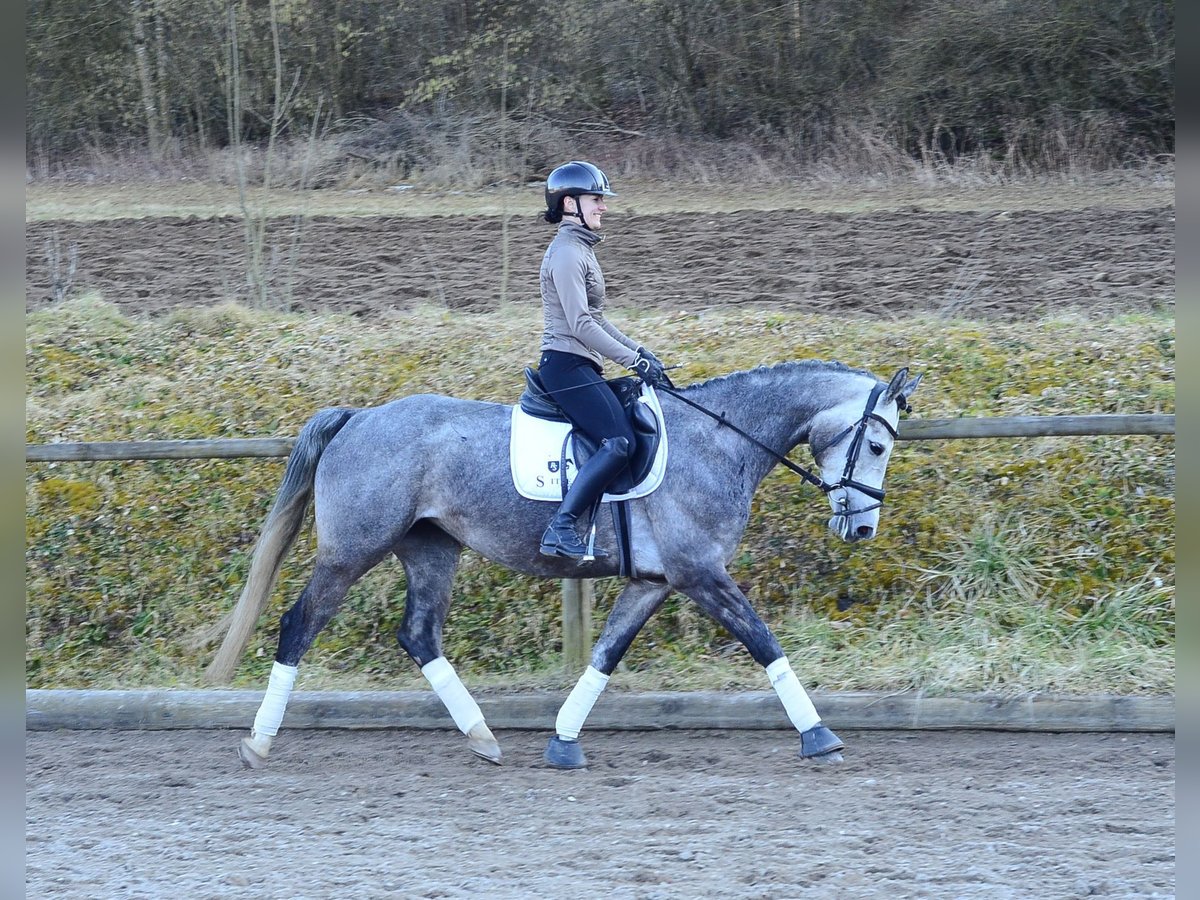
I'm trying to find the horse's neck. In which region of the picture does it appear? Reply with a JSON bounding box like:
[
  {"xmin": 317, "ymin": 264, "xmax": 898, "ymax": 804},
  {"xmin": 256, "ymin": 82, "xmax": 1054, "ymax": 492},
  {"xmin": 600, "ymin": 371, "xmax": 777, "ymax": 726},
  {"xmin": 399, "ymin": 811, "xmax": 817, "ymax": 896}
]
[{"xmin": 685, "ymin": 368, "xmax": 863, "ymax": 483}]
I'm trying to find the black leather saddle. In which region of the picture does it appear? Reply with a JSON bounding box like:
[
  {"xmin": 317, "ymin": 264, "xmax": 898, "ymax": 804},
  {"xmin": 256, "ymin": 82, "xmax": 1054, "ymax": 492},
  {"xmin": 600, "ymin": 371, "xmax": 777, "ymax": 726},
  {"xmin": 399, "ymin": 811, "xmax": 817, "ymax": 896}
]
[{"xmin": 519, "ymin": 367, "xmax": 662, "ymax": 493}]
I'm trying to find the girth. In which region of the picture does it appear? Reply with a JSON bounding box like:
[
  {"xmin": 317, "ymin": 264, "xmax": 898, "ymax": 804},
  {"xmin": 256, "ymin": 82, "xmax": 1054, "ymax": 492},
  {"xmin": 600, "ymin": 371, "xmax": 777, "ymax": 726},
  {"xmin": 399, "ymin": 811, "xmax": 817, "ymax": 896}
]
[{"xmin": 519, "ymin": 367, "xmax": 661, "ymax": 493}]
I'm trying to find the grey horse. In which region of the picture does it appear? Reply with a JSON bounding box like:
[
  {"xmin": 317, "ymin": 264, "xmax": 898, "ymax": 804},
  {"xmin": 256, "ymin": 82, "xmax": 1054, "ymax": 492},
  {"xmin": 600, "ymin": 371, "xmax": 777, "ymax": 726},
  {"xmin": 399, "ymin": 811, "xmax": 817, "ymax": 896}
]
[{"xmin": 204, "ymin": 360, "xmax": 921, "ymax": 770}]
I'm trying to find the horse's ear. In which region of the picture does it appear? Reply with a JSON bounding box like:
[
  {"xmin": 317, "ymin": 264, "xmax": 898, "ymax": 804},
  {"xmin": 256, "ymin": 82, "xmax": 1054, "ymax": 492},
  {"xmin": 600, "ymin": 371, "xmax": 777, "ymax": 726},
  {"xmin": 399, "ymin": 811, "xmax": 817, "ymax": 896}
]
[{"xmin": 884, "ymin": 368, "xmax": 922, "ymax": 411}]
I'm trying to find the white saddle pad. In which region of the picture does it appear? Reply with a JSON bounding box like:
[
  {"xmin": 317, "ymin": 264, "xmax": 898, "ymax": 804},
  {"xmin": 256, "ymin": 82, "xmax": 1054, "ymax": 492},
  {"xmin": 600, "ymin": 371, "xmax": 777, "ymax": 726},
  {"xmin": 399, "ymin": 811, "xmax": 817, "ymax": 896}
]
[{"xmin": 510, "ymin": 384, "xmax": 669, "ymax": 502}]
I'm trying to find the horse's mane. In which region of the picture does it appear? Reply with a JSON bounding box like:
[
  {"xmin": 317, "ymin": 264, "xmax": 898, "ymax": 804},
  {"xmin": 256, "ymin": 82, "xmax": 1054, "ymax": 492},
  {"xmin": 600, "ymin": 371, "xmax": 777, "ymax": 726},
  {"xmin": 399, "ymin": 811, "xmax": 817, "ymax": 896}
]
[{"xmin": 680, "ymin": 359, "xmax": 876, "ymax": 393}]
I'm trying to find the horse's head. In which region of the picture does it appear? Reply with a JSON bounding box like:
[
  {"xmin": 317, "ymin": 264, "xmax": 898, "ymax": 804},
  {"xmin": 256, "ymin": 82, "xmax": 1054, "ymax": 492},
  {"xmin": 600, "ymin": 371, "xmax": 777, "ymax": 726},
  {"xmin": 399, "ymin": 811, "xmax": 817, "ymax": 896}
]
[{"xmin": 809, "ymin": 367, "xmax": 921, "ymax": 543}]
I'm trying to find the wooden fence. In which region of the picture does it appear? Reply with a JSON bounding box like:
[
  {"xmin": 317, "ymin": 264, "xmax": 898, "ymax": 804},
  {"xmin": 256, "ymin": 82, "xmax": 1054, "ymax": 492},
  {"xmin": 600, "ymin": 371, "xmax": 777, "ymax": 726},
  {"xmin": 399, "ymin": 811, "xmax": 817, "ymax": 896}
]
[
  {"xmin": 23, "ymin": 414, "xmax": 1176, "ymax": 463},
  {"xmin": 25, "ymin": 413, "xmax": 1176, "ymax": 669}
]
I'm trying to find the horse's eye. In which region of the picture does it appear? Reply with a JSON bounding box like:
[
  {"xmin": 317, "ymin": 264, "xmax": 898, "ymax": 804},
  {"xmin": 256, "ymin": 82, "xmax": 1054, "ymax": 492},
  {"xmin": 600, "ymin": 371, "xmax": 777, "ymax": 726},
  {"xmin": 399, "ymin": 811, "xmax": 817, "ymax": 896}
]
[{"xmin": 870, "ymin": 441, "xmax": 885, "ymax": 456}]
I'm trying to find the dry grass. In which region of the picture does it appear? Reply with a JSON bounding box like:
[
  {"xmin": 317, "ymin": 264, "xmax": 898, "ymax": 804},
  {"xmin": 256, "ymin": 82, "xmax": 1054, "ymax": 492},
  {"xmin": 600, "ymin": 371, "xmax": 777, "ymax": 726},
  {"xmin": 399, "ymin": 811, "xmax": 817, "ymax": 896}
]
[
  {"xmin": 25, "ymin": 172, "xmax": 1176, "ymax": 224},
  {"xmin": 26, "ymin": 134, "xmax": 1175, "ymax": 222}
]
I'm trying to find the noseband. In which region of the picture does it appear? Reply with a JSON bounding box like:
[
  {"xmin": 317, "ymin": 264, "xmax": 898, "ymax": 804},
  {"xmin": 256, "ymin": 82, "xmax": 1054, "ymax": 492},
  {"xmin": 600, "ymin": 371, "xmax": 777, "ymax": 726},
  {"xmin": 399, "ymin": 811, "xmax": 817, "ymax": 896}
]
[{"xmin": 654, "ymin": 381, "xmax": 899, "ymax": 519}]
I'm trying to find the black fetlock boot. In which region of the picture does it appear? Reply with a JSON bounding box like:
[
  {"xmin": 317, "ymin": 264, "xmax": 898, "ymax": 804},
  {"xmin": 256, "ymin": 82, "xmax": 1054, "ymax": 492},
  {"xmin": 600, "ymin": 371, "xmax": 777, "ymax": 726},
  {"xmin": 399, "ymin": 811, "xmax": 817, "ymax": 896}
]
[{"xmin": 540, "ymin": 436, "xmax": 631, "ymax": 560}]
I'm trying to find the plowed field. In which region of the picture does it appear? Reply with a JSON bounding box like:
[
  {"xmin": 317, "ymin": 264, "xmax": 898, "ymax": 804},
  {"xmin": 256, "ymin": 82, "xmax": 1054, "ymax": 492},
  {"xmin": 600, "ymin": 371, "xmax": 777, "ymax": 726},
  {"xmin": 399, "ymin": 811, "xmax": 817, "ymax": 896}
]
[{"xmin": 26, "ymin": 205, "xmax": 1174, "ymax": 319}]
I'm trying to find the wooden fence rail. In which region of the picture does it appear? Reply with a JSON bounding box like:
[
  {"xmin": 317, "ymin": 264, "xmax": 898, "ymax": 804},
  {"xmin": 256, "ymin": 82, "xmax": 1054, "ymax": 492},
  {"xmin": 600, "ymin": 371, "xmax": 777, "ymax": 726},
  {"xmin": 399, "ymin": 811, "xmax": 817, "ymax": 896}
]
[
  {"xmin": 22, "ymin": 414, "xmax": 1176, "ymax": 463},
  {"xmin": 24, "ymin": 413, "xmax": 1175, "ymax": 670}
]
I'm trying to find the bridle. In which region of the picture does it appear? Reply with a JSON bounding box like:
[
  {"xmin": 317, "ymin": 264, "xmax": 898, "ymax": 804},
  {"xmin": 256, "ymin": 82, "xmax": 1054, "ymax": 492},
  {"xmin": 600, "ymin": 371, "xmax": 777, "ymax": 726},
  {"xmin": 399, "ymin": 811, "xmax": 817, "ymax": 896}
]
[
  {"xmin": 654, "ymin": 381, "xmax": 901, "ymax": 520},
  {"xmin": 806, "ymin": 382, "xmax": 899, "ymax": 518}
]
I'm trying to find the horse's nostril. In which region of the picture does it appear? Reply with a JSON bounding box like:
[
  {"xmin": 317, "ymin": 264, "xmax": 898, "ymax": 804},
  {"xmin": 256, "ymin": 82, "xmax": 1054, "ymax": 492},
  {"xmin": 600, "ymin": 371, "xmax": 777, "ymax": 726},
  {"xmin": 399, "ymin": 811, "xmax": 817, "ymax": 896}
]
[{"xmin": 856, "ymin": 525, "xmax": 874, "ymax": 538}]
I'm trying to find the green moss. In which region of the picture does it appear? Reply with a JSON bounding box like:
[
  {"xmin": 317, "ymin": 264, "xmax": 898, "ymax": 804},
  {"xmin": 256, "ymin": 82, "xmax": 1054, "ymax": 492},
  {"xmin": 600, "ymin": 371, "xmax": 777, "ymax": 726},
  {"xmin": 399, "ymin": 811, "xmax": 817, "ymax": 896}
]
[{"xmin": 33, "ymin": 476, "xmax": 103, "ymax": 517}]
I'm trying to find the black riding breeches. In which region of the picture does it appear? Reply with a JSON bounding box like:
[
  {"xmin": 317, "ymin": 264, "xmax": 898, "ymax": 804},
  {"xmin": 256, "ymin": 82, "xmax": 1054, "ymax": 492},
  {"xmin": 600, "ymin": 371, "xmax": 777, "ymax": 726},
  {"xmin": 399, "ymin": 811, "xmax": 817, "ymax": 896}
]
[{"xmin": 538, "ymin": 350, "xmax": 635, "ymax": 449}]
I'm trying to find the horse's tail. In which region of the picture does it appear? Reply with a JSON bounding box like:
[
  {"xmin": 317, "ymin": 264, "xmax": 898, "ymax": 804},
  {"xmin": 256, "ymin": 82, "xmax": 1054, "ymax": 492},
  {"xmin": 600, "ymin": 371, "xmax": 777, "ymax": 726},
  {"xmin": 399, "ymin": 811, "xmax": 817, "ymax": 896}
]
[{"xmin": 196, "ymin": 407, "xmax": 357, "ymax": 684}]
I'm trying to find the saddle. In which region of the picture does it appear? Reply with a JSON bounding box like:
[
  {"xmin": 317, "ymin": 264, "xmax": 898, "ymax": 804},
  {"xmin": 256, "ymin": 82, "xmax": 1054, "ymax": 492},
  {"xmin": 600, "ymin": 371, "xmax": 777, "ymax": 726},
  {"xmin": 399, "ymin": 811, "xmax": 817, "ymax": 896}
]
[{"xmin": 518, "ymin": 367, "xmax": 662, "ymax": 494}]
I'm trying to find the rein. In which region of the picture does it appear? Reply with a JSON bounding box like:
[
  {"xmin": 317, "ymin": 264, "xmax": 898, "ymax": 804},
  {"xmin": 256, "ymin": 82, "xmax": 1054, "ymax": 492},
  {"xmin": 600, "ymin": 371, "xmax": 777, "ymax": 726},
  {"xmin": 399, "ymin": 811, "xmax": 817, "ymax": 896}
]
[{"xmin": 653, "ymin": 381, "xmax": 897, "ymax": 518}]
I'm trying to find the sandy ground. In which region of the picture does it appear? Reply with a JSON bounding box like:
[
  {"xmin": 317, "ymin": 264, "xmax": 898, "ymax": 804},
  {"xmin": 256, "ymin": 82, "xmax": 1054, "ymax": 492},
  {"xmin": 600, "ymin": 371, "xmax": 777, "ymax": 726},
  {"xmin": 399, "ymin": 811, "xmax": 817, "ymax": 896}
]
[
  {"xmin": 27, "ymin": 727, "xmax": 1174, "ymax": 899},
  {"xmin": 26, "ymin": 206, "xmax": 1174, "ymax": 320}
]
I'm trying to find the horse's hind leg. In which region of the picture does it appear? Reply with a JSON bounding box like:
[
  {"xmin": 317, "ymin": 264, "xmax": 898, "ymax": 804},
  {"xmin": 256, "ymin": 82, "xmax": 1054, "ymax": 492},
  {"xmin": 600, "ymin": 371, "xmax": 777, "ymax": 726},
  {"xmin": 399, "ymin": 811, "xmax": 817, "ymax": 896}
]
[
  {"xmin": 239, "ymin": 551, "xmax": 380, "ymax": 769},
  {"xmin": 393, "ymin": 523, "xmax": 501, "ymax": 765},
  {"xmin": 544, "ymin": 579, "xmax": 671, "ymax": 769},
  {"xmin": 673, "ymin": 568, "xmax": 845, "ymax": 764}
]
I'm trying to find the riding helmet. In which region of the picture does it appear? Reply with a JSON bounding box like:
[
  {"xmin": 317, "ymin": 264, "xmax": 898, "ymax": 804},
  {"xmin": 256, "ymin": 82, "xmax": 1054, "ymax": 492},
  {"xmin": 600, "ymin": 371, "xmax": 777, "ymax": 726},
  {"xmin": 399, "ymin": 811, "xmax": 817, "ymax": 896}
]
[{"xmin": 544, "ymin": 161, "xmax": 616, "ymax": 219}]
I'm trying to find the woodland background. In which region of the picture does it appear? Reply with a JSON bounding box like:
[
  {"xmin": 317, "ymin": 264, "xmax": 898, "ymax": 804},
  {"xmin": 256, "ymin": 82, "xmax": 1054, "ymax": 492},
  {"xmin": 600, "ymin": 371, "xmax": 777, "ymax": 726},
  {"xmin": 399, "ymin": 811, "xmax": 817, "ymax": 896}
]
[{"xmin": 28, "ymin": 0, "xmax": 1175, "ymax": 181}]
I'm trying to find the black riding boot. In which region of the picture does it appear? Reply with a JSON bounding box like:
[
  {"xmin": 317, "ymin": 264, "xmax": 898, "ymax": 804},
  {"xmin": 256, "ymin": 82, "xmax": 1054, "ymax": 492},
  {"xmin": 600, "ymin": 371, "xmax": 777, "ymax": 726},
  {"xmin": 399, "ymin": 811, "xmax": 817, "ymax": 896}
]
[{"xmin": 540, "ymin": 437, "xmax": 631, "ymax": 560}]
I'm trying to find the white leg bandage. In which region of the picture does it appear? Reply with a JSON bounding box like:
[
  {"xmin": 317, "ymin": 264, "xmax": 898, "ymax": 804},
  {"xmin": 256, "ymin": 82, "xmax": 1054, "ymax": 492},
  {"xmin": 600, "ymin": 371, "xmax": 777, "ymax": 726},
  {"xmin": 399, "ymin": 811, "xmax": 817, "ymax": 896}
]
[
  {"xmin": 765, "ymin": 657, "xmax": 820, "ymax": 733},
  {"xmin": 252, "ymin": 661, "xmax": 298, "ymax": 738},
  {"xmin": 421, "ymin": 657, "xmax": 485, "ymax": 735},
  {"xmin": 555, "ymin": 666, "xmax": 610, "ymax": 741}
]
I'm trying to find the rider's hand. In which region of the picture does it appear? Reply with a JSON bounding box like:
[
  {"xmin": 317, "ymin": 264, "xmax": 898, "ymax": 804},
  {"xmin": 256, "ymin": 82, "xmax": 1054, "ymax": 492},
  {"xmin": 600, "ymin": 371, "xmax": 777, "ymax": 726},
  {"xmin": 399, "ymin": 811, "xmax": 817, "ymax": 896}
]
[
  {"xmin": 637, "ymin": 346, "xmax": 665, "ymax": 369},
  {"xmin": 632, "ymin": 348, "xmax": 670, "ymax": 387}
]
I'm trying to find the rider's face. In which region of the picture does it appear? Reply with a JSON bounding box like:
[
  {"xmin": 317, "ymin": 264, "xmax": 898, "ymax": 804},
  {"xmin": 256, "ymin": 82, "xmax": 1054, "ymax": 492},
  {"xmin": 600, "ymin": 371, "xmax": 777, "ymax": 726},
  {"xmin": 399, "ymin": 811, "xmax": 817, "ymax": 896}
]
[{"xmin": 570, "ymin": 194, "xmax": 607, "ymax": 230}]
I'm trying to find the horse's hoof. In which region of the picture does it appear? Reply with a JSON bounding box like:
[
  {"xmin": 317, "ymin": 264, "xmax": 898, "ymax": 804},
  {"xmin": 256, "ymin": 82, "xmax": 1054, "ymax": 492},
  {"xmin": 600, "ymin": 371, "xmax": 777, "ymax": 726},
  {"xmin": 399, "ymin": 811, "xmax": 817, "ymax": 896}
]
[
  {"xmin": 238, "ymin": 737, "xmax": 269, "ymax": 770},
  {"xmin": 467, "ymin": 723, "xmax": 502, "ymax": 765},
  {"xmin": 807, "ymin": 749, "xmax": 844, "ymax": 765},
  {"xmin": 544, "ymin": 735, "xmax": 588, "ymax": 769},
  {"xmin": 799, "ymin": 722, "xmax": 845, "ymax": 761}
]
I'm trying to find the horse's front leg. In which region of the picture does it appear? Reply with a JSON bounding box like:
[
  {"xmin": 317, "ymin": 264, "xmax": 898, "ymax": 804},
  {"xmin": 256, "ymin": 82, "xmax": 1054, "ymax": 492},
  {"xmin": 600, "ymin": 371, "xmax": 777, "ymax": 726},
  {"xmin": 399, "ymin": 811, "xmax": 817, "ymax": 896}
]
[
  {"xmin": 544, "ymin": 578, "xmax": 671, "ymax": 769},
  {"xmin": 675, "ymin": 568, "xmax": 845, "ymax": 764}
]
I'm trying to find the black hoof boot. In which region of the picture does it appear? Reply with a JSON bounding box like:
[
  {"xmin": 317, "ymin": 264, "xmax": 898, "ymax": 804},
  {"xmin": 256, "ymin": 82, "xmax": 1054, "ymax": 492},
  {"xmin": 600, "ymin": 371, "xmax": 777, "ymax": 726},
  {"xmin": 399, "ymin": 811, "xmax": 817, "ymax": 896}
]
[
  {"xmin": 799, "ymin": 722, "xmax": 845, "ymax": 764},
  {"xmin": 544, "ymin": 735, "xmax": 588, "ymax": 769}
]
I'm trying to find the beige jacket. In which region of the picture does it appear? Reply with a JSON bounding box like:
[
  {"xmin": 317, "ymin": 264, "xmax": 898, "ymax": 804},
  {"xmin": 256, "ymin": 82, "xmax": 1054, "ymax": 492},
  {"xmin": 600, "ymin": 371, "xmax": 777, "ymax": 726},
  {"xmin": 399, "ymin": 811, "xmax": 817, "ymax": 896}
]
[{"xmin": 539, "ymin": 223, "xmax": 640, "ymax": 369}]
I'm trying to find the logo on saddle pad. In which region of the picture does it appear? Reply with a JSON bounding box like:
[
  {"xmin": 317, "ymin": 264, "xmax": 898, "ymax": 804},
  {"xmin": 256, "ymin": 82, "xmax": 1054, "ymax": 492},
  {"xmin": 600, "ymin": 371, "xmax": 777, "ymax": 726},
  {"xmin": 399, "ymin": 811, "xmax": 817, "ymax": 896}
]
[{"xmin": 509, "ymin": 386, "xmax": 669, "ymax": 503}]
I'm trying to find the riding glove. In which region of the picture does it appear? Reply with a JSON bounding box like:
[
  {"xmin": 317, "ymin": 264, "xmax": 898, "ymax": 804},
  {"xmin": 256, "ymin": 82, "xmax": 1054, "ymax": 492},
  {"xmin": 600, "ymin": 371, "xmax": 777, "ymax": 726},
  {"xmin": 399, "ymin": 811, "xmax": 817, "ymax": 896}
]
[
  {"xmin": 632, "ymin": 348, "xmax": 670, "ymax": 387},
  {"xmin": 641, "ymin": 347, "xmax": 674, "ymax": 387},
  {"xmin": 637, "ymin": 346, "xmax": 664, "ymax": 369}
]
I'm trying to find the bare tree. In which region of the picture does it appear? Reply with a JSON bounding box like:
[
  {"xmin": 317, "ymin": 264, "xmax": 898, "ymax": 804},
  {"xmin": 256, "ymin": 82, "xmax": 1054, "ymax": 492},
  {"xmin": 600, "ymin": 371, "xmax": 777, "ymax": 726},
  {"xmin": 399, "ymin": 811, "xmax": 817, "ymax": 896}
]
[{"xmin": 130, "ymin": 0, "xmax": 163, "ymax": 159}]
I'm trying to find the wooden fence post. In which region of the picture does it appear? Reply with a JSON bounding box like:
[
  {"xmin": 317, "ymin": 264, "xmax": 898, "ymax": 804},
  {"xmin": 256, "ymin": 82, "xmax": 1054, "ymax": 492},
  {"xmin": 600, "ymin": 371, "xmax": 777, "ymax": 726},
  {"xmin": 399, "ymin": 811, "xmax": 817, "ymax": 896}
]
[{"xmin": 561, "ymin": 578, "xmax": 593, "ymax": 671}]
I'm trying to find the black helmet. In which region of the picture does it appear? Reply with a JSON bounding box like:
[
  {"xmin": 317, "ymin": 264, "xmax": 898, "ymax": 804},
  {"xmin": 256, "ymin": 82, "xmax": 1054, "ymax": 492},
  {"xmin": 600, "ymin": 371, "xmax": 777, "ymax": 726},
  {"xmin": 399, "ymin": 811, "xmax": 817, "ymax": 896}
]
[{"xmin": 544, "ymin": 161, "xmax": 616, "ymax": 218}]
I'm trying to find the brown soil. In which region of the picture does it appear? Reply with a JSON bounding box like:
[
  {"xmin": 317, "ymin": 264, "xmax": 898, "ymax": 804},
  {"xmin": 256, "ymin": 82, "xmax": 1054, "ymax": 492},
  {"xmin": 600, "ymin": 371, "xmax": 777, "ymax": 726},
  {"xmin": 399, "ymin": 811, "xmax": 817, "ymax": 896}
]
[
  {"xmin": 27, "ymin": 728, "xmax": 1173, "ymax": 898},
  {"xmin": 26, "ymin": 206, "xmax": 1174, "ymax": 320}
]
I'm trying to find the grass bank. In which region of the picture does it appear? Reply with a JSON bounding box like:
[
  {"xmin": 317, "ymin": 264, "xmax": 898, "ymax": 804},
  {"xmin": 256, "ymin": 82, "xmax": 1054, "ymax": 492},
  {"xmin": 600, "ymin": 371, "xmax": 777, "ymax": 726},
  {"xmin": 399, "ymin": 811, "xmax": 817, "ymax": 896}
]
[{"xmin": 26, "ymin": 298, "xmax": 1174, "ymax": 695}]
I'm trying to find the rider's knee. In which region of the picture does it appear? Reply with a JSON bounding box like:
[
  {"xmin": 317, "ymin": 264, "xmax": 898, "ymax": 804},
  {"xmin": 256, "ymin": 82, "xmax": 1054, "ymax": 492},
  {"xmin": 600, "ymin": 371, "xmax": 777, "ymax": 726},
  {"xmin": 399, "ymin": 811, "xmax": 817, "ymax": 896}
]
[{"xmin": 603, "ymin": 435, "xmax": 631, "ymax": 458}]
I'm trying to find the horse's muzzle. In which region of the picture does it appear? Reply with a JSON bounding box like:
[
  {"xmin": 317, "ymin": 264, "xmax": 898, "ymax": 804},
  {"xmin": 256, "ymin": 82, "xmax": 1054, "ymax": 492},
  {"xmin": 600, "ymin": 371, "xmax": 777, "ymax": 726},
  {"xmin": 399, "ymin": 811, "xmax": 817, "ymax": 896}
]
[
  {"xmin": 828, "ymin": 516, "xmax": 876, "ymax": 543},
  {"xmin": 852, "ymin": 523, "xmax": 876, "ymax": 541}
]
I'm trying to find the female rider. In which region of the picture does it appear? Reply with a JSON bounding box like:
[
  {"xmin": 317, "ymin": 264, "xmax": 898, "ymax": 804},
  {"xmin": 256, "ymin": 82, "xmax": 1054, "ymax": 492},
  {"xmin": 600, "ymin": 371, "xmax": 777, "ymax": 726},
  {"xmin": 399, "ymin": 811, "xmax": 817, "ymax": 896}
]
[{"xmin": 536, "ymin": 160, "xmax": 670, "ymax": 560}]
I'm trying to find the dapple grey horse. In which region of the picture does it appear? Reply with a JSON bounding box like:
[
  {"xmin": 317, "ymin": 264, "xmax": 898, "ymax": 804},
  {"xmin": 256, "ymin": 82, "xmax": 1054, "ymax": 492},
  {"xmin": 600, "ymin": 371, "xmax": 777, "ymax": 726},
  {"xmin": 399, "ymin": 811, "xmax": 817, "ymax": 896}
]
[{"xmin": 204, "ymin": 360, "xmax": 921, "ymax": 769}]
